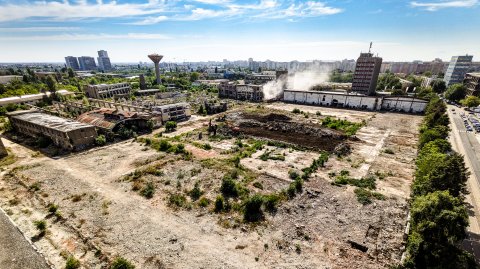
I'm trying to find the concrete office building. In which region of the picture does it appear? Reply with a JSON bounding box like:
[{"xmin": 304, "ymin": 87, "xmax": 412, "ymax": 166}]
[
  {"xmin": 7, "ymin": 110, "xmax": 97, "ymax": 150},
  {"xmin": 97, "ymin": 50, "xmax": 112, "ymax": 72},
  {"xmin": 78, "ymin": 56, "xmax": 97, "ymax": 71},
  {"xmin": 351, "ymin": 52, "xmax": 382, "ymax": 96},
  {"xmin": 84, "ymin": 83, "xmax": 131, "ymax": 99},
  {"xmin": 464, "ymin": 73, "xmax": 480, "ymax": 96},
  {"xmin": 65, "ymin": 56, "xmax": 80, "ymax": 71},
  {"xmin": 444, "ymin": 55, "xmax": 473, "ymax": 86}
]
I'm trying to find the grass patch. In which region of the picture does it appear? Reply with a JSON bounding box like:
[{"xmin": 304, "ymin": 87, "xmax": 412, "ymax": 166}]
[
  {"xmin": 354, "ymin": 188, "xmax": 385, "ymax": 205},
  {"xmin": 322, "ymin": 116, "xmax": 364, "ymax": 136}
]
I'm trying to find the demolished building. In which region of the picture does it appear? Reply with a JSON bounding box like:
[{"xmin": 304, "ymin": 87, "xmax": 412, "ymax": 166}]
[
  {"xmin": 76, "ymin": 108, "xmax": 152, "ymax": 136},
  {"xmin": 7, "ymin": 109, "xmax": 97, "ymax": 150},
  {"xmin": 219, "ymin": 82, "xmax": 264, "ymax": 101},
  {"xmin": 151, "ymin": 102, "xmax": 192, "ymax": 123}
]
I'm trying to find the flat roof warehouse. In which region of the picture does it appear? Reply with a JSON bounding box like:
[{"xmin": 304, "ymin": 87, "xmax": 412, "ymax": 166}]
[{"xmin": 8, "ymin": 110, "xmax": 94, "ymax": 132}]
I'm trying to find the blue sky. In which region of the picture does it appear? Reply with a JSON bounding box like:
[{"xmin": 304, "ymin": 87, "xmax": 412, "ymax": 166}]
[{"xmin": 0, "ymin": 0, "xmax": 479, "ymax": 63}]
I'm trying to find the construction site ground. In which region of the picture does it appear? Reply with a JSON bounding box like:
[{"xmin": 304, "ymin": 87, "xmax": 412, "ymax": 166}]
[{"xmin": 0, "ymin": 103, "xmax": 422, "ymax": 269}]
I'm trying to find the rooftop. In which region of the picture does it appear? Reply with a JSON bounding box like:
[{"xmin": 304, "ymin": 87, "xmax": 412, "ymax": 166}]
[{"xmin": 8, "ymin": 110, "xmax": 94, "ymax": 132}]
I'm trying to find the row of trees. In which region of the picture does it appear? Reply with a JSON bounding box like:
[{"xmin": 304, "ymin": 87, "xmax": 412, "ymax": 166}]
[{"xmin": 403, "ymin": 96, "xmax": 476, "ymax": 268}]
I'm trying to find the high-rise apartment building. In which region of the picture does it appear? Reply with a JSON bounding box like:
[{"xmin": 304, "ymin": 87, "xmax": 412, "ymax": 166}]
[
  {"xmin": 78, "ymin": 56, "xmax": 97, "ymax": 71},
  {"xmin": 352, "ymin": 52, "xmax": 383, "ymax": 96},
  {"xmin": 444, "ymin": 55, "xmax": 473, "ymax": 86},
  {"xmin": 65, "ymin": 56, "xmax": 80, "ymax": 71},
  {"xmin": 97, "ymin": 50, "xmax": 112, "ymax": 72},
  {"xmin": 464, "ymin": 73, "xmax": 480, "ymax": 96}
]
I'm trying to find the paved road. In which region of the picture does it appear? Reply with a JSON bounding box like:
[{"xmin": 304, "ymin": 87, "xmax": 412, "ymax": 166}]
[
  {"xmin": 0, "ymin": 209, "xmax": 50, "ymax": 269},
  {"xmin": 447, "ymin": 106, "xmax": 480, "ymax": 262}
]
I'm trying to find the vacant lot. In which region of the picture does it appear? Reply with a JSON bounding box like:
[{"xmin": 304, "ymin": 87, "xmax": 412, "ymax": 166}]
[{"xmin": 0, "ymin": 103, "xmax": 422, "ymax": 269}]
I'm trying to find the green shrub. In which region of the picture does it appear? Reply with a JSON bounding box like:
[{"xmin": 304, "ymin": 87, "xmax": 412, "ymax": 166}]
[
  {"xmin": 244, "ymin": 195, "xmax": 264, "ymax": 222},
  {"xmin": 33, "ymin": 220, "xmax": 46, "ymax": 232},
  {"xmin": 168, "ymin": 193, "xmax": 187, "ymax": 208},
  {"xmin": 322, "ymin": 116, "xmax": 363, "ymax": 136},
  {"xmin": 65, "ymin": 256, "xmax": 80, "ymax": 269},
  {"xmin": 165, "ymin": 121, "xmax": 177, "ymax": 132},
  {"xmin": 47, "ymin": 203, "xmax": 58, "ymax": 214},
  {"xmin": 159, "ymin": 140, "xmax": 172, "ymax": 151},
  {"xmin": 220, "ymin": 177, "xmax": 239, "ymax": 197},
  {"xmin": 252, "ymin": 182, "xmax": 263, "ymax": 190},
  {"xmin": 140, "ymin": 182, "xmax": 155, "ymax": 199},
  {"xmin": 383, "ymin": 148, "xmax": 394, "ymax": 154},
  {"xmin": 198, "ymin": 197, "xmax": 210, "ymax": 207},
  {"xmin": 214, "ymin": 195, "xmax": 225, "ymax": 213},
  {"xmin": 289, "ymin": 170, "xmax": 300, "ymax": 180},
  {"xmin": 264, "ymin": 194, "xmax": 280, "ymax": 213},
  {"xmin": 202, "ymin": 143, "xmax": 212, "ymax": 150},
  {"xmin": 95, "ymin": 135, "xmax": 107, "ymax": 146},
  {"xmin": 354, "ymin": 188, "xmax": 385, "ymax": 205},
  {"xmin": 189, "ymin": 182, "xmax": 203, "ymax": 201},
  {"xmin": 110, "ymin": 257, "xmax": 135, "ymax": 269},
  {"xmin": 292, "ymin": 108, "xmax": 301, "ymax": 114}
]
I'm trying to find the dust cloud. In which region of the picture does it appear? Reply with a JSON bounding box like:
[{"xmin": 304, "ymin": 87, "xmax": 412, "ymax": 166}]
[{"xmin": 262, "ymin": 67, "xmax": 332, "ymax": 100}]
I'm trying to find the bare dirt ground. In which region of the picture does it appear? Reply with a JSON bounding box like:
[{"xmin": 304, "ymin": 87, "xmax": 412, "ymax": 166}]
[{"xmin": 0, "ymin": 104, "xmax": 422, "ymax": 269}]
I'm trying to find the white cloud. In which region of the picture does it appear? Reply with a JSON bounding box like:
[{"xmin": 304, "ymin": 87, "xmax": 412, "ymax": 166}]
[
  {"xmin": 410, "ymin": 0, "xmax": 478, "ymax": 11},
  {"xmin": 255, "ymin": 1, "xmax": 343, "ymax": 19},
  {"xmin": 0, "ymin": 27, "xmax": 81, "ymax": 32},
  {"xmin": 0, "ymin": 33, "xmax": 171, "ymax": 41},
  {"xmin": 0, "ymin": 0, "xmax": 167, "ymax": 22}
]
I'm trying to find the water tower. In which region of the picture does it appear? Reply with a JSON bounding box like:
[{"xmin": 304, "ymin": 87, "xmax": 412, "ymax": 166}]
[{"xmin": 148, "ymin": 53, "xmax": 163, "ymax": 85}]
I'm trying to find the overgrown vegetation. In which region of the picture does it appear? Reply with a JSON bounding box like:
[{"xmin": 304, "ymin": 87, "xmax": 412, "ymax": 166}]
[
  {"xmin": 110, "ymin": 257, "xmax": 135, "ymax": 269},
  {"xmin": 65, "ymin": 256, "xmax": 81, "ymax": 269},
  {"xmin": 321, "ymin": 117, "xmax": 363, "ymax": 136},
  {"xmin": 403, "ymin": 96, "xmax": 475, "ymax": 268}
]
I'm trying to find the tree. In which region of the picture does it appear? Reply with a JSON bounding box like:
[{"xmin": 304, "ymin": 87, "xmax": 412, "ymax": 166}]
[
  {"xmin": 414, "ymin": 149, "xmax": 469, "ymax": 197},
  {"xmin": 431, "ymin": 80, "xmax": 446, "ymax": 94},
  {"xmin": 67, "ymin": 68, "xmax": 75, "ymax": 78},
  {"xmin": 406, "ymin": 191, "xmax": 471, "ymax": 269},
  {"xmin": 418, "ymin": 125, "xmax": 449, "ymax": 149},
  {"xmin": 444, "ymin": 84, "xmax": 467, "ymax": 102},
  {"xmin": 244, "ymin": 195, "xmax": 264, "ymax": 222},
  {"xmin": 46, "ymin": 75, "xmax": 56, "ymax": 92},
  {"xmin": 376, "ymin": 72, "xmax": 402, "ymax": 91},
  {"xmin": 190, "ymin": 72, "xmax": 199, "ymax": 82},
  {"xmin": 460, "ymin": 96, "xmax": 480, "ymax": 108}
]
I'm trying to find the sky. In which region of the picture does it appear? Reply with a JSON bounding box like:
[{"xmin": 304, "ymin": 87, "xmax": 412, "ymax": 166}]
[{"xmin": 0, "ymin": 0, "xmax": 479, "ymax": 63}]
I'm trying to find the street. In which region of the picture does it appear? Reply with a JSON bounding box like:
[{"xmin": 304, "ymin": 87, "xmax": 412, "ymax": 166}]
[{"xmin": 447, "ymin": 105, "xmax": 480, "ymax": 261}]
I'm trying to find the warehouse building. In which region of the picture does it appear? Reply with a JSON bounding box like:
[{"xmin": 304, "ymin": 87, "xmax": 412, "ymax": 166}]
[
  {"xmin": 84, "ymin": 83, "xmax": 131, "ymax": 99},
  {"xmin": 7, "ymin": 110, "xmax": 97, "ymax": 150},
  {"xmin": 283, "ymin": 90, "xmax": 427, "ymax": 113}
]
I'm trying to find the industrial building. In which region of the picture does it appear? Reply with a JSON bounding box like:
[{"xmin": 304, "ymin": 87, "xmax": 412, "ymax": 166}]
[
  {"xmin": 283, "ymin": 90, "xmax": 427, "ymax": 113},
  {"xmin": 78, "ymin": 56, "xmax": 97, "ymax": 71},
  {"xmin": 0, "ymin": 90, "xmax": 74, "ymax": 107},
  {"xmin": 65, "ymin": 56, "xmax": 80, "ymax": 71},
  {"xmin": 464, "ymin": 73, "xmax": 480, "ymax": 96},
  {"xmin": 7, "ymin": 110, "xmax": 97, "ymax": 150},
  {"xmin": 219, "ymin": 82, "xmax": 264, "ymax": 101},
  {"xmin": 444, "ymin": 55, "xmax": 473, "ymax": 86},
  {"xmin": 0, "ymin": 75, "xmax": 22, "ymax": 85},
  {"xmin": 351, "ymin": 52, "xmax": 382, "ymax": 96},
  {"xmin": 97, "ymin": 50, "xmax": 112, "ymax": 72},
  {"xmin": 151, "ymin": 103, "xmax": 191, "ymax": 123},
  {"xmin": 77, "ymin": 108, "xmax": 152, "ymax": 134},
  {"xmin": 84, "ymin": 83, "xmax": 131, "ymax": 99}
]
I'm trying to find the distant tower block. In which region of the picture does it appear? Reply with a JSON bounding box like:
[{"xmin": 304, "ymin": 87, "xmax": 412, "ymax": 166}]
[
  {"xmin": 0, "ymin": 138, "xmax": 7, "ymax": 158},
  {"xmin": 148, "ymin": 54, "xmax": 163, "ymax": 85}
]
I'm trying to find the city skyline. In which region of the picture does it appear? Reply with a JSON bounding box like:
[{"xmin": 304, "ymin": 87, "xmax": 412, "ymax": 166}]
[{"xmin": 0, "ymin": 0, "xmax": 479, "ymax": 62}]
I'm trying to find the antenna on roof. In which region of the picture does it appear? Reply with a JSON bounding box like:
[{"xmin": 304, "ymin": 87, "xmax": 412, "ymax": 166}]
[{"xmin": 369, "ymin": 42, "xmax": 373, "ymax": 53}]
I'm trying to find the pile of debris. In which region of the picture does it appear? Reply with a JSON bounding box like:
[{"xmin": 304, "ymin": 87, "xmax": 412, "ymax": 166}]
[{"xmin": 220, "ymin": 112, "xmax": 348, "ymax": 151}]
